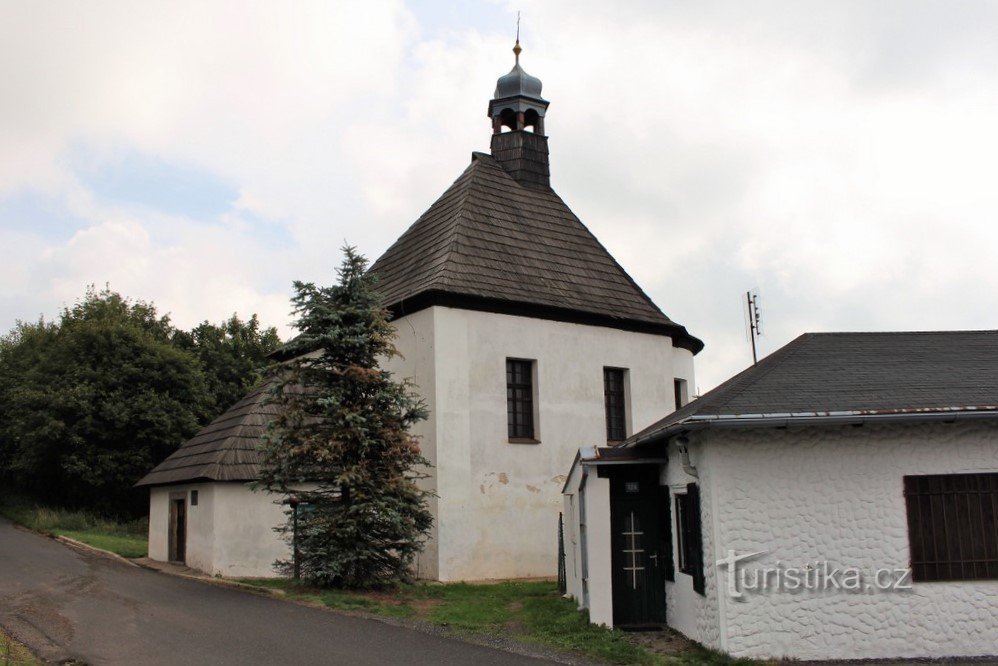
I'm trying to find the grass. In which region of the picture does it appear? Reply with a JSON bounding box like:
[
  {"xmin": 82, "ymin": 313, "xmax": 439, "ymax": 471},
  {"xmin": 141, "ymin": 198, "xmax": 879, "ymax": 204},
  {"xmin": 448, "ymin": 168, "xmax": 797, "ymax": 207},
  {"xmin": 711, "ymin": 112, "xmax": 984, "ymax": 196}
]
[
  {"xmin": 0, "ymin": 495, "xmax": 147, "ymax": 558},
  {"xmin": 238, "ymin": 578, "xmax": 753, "ymax": 665},
  {"xmin": 0, "ymin": 628, "xmax": 40, "ymax": 666}
]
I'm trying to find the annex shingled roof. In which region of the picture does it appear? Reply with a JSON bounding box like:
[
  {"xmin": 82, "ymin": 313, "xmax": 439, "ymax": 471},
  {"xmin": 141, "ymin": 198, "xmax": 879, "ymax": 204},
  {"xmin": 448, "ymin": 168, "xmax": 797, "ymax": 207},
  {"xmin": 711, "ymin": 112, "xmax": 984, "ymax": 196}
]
[
  {"xmin": 368, "ymin": 152, "xmax": 702, "ymax": 352},
  {"xmin": 630, "ymin": 330, "xmax": 998, "ymax": 444}
]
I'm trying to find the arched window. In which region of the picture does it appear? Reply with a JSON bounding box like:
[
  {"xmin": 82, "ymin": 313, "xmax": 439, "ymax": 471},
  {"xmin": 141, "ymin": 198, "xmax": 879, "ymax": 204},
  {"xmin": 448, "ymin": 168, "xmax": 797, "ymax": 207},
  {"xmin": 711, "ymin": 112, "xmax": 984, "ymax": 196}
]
[
  {"xmin": 499, "ymin": 108, "xmax": 517, "ymax": 132},
  {"xmin": 524, "ymin": 109, "xmax": 540, "ymax": 132}
]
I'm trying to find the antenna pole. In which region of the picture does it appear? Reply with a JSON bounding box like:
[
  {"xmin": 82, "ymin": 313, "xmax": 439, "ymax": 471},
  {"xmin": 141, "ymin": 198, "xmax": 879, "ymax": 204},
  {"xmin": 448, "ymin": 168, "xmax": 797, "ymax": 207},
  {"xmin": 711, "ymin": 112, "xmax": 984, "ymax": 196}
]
[{"xmin": 746, "ymin": 291, "xmax": 760, "ymax": 365}]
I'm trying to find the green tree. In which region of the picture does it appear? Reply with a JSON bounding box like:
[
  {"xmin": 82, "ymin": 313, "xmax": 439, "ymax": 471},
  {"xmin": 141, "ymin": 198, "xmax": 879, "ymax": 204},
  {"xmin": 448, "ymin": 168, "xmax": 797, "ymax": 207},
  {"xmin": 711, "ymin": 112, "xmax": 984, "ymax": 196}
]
[
  {"xmin": 258, "ymin": 247, "xmax": 432, "ymax": 587},
  {"xmin": 174, "ymin": 314, "xmax": 282, "ymax": 415},
  {"xmin": 0, "ymin": 287, "xmax": 212, "ymax": 515}
]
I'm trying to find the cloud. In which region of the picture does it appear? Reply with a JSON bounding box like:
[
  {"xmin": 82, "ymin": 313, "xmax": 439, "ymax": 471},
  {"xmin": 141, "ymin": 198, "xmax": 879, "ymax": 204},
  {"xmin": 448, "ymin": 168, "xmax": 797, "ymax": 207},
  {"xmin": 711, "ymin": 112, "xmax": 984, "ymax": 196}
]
[{"xmin": 2, "ymin": 0, "xmax": 998, "ymax": 393}]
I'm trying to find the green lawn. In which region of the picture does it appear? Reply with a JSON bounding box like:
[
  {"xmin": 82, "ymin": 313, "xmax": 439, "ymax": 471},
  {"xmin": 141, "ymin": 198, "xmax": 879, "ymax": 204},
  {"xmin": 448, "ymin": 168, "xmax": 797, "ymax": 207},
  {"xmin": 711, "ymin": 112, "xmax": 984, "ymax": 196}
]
[
  {"xmin": 0, "ymin": 627, "xmax": 40, "ymax": 666},
  {"xmin": 0, "ymin": 495, "xmax": 147, "ymax": 558},
  {"xmin": 238, "ymin": 579, "xmax": 753, "ymax": 665}
]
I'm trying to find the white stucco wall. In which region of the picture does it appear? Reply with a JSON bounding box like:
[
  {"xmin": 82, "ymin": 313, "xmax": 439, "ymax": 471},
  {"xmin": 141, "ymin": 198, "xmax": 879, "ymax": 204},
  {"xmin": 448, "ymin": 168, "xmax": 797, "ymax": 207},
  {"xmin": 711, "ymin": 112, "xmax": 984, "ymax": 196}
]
[
  {"xmin": 412, "ymin": 305, "xmax": 693, "ymax": 581},
  {"xmin": 210, "ymin": 483, "xmax": 290, "ymax": 577},
  {"xmin": 148, "ymin": 483, "xmax": 214, "ymax": 572},
  {"xmin": 147, "ymin": 482, "xmax": 290, "ymax": 577},
  {"xmin": 148, "ymin": 303, "xmax": 694, "ymax": 584},
  {"xmin": 702, "ymin": 420, "xmax": 998, "ymax": 660},
  {"xmin": 380, "ymin": 306, "xmax": 439, "ymax": 579},
  {"xmin": 662, "ymin": 439, "xmax": 723, "ymax": 650},
  {"xmin": 580, "ymin": 471, "xmax": 614, "ymax": 625}
]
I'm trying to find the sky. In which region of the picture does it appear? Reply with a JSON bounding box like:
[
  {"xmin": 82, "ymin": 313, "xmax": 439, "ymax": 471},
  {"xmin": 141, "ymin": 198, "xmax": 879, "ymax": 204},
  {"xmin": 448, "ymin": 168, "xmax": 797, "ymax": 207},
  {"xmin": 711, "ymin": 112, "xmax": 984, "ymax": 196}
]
[{"xmin": 2, "ymin": 0, "xmax": 998, "ymax": 393}]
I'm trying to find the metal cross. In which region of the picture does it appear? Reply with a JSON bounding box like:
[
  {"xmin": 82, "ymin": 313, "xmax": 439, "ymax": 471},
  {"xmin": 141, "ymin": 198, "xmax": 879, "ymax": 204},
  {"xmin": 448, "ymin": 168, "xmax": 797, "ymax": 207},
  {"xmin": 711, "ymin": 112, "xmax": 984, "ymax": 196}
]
[{"xmin": 622, "ymin": 512, "xmax": 645, "ymax": 589}]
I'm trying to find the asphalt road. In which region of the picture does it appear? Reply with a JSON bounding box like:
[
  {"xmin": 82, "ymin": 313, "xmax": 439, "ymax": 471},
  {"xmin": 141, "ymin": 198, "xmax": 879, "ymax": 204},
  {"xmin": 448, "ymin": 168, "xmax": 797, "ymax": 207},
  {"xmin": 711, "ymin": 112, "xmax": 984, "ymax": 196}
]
[{"xmin": 0, "ymin": 518, "xmax": 560, "ymax": 665}]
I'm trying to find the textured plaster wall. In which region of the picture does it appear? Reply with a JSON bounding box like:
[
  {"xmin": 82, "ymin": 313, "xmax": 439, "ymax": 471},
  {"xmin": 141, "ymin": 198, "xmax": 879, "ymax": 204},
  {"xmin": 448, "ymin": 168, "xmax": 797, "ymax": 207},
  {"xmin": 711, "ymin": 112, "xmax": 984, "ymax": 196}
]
[
  {"xmin": 664, "ymin": 440, "xmax": 723, "ymax": 650},
  {"xmin": 705, "ymin": 421, "xmax": 998, "ymax": 660},
  {"xmin": 430, "ymin": 306, "xmax": 693, "ymax": 581}
]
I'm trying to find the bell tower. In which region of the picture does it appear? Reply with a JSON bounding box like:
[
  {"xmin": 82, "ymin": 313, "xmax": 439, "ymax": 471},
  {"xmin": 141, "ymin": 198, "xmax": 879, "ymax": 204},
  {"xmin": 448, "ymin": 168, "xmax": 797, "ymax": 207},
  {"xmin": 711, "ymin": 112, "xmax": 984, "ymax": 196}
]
[{"xmin": 488, "ymin": 39, "xmax": 551, "ymax": 189}]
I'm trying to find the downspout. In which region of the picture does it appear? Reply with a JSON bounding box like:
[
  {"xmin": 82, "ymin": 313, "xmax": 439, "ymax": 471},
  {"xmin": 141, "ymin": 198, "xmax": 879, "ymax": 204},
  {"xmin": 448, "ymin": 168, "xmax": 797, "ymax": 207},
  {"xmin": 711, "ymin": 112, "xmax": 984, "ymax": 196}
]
[{"xmin": 674, "ymin": 434, "xmax": 698, "ymax": 478}]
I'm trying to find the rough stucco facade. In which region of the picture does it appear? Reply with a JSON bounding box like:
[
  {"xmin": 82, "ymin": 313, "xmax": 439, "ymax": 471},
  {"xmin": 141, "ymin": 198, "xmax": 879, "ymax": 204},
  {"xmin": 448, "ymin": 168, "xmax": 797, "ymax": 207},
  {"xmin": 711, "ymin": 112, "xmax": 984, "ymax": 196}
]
[
  {"xmin": 564, "ymin": 420, "xmax": 998, "ymax": 660},
  {"xmin": 703, "ymin": 421, "xmax": 998, "ymax": 660},
  {"xmin": 386, "ymin": 305, "xmax": 694, "ymax": 581}
]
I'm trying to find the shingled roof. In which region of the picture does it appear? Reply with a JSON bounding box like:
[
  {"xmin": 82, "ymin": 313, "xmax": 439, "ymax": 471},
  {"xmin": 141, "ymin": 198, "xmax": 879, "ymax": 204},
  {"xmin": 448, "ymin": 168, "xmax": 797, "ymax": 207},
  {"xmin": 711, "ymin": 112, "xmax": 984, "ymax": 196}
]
[
  {"xmin": 629, "ymin": 330, "xmax": 998, "ymax": 445},
  {"xmin": 135, "ymin": 381, "xmax": 278, "ymax": 486},
  {"xmin": 368, "ymin": 152, "xmax": 702, "ymax": 353}
]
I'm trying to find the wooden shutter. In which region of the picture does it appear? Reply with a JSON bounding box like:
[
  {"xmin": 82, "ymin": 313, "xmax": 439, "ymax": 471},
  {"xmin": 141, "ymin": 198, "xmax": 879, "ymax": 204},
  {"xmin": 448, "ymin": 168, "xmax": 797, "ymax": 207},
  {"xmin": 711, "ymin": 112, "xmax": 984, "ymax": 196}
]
[
  {"xmin": 687, "ymin": 482, "xmax": 705, "ymax": 595},
  {"xmin": 662, "ymin": 486, "xmax": 675, "ymax": 582},
  {"xmin": 904, "ymin": 472, "xmax": 998, "ymax": 582}
]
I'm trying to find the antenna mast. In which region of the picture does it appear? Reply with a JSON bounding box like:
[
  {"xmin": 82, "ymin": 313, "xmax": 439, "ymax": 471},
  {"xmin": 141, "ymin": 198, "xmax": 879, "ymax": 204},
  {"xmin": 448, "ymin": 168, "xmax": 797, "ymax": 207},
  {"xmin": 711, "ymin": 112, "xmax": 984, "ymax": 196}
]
[{"xmin": 746, "ymin": 290, "xmax": 762, "ymax": 364}]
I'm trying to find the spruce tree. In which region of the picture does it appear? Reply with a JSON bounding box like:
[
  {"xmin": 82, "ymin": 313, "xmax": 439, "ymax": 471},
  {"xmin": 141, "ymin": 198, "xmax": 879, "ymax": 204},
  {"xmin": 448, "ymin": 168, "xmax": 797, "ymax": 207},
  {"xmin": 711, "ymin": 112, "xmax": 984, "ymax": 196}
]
[{"xmin": 258, "ymin": 247, "xmax": 432, "ymax": 587}]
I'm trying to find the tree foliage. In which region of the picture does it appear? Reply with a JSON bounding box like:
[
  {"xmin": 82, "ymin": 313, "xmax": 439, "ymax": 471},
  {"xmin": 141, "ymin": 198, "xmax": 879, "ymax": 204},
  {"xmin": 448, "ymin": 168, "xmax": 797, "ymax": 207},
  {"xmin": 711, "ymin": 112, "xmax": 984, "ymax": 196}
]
[
  {"xmin": 0, "ymin": 286, "xmax": 281, "ymax": 516},
  {"xmin": 174, "ymin": 314, "xmax": 282, "ymax": 414},
  {"xmin": 258, "ymin": 247, "xmax": 432, "ymax": 588}
]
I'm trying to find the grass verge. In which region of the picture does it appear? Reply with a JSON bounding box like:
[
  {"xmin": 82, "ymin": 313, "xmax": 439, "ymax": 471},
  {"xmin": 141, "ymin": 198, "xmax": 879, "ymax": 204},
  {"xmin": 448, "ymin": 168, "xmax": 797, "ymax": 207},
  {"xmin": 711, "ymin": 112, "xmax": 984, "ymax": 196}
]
[
  {"xmin": 238, "ymin": 579, "xmax": 754, "ymax": 665},
  {"xmin": 0, "ymin": 494, "xmax": 147, "ymax": 558},
  {"xmin": 0, "ymin": 627, "xmax": 41, "ymax": 666}
]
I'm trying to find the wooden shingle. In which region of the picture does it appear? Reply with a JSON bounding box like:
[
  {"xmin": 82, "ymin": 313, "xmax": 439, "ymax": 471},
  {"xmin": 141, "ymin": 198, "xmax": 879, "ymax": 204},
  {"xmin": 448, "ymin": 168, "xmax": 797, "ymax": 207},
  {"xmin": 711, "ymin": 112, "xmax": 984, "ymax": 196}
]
[{"xmin": 369, "ymin": 152, "xmax": 702, "ymax": 352}]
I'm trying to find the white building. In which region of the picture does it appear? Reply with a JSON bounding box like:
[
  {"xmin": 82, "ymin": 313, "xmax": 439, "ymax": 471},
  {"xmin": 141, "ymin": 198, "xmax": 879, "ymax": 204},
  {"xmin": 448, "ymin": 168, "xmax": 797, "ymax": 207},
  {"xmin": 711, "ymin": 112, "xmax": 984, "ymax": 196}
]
[
  {"xmin": 563, "ymin": 330, "xmax": 998, "ymax": 660},
  {"xmin": 137, "ymin": 43, "xmax": 701, "ymax": 581}
]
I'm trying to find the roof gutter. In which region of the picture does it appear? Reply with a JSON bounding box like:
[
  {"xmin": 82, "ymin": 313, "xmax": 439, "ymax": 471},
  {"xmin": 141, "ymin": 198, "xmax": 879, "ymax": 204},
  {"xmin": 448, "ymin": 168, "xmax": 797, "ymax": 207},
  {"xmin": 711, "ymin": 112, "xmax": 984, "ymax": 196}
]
[{"xmin": 629, "ymin": 407, "xmax": 998, "ymax": 447}]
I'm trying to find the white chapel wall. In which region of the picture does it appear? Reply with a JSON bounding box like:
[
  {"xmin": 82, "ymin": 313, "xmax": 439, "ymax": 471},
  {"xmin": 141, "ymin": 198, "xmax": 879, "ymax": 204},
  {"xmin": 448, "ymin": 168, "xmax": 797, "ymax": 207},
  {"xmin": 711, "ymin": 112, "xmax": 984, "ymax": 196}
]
[
  {"xmin": 380, "ymin": 306, "xmax": 440, "ymax": 579},
  {"xmin": 429, "ymin": 305, "xmax": 691, "ymax": 581}
]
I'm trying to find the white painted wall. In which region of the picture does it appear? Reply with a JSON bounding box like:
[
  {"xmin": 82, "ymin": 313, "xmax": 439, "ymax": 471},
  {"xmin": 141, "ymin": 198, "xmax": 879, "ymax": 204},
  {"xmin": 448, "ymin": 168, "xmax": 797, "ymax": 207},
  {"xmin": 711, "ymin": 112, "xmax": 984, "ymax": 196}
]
[
  {"xmin": 380, "ymin": 306, "xmax": 439, "ymax": 579},
  {"xmin": 148, "ymin": 483, "xmax": 214, "ymax": 572},
  {"xmin": 148, "ymin": 304, "xmax": 694, "ymax": 584},
  {"xmin": 563, "ymin": 459, "xmax": 585, "ymax": 603},
  {"xmin": 663, "ymin": 438, "xmax": 723, "ymax": 650},
  {"xmin": 702, "ymin": 420, "xmax": 998, "ymax": 660},
  {"xmin": 581, "ymin": 471, "xmax": 613, "ymax": 624},
  {"xmin": 147, "ymin": 482, "xmax": 290, "ymax": 577},
  {"xmin": 400, "ymin": 305, "xmax": 693, "ymax": 581},
  {"xmin": 210, "ymin": 483, "xmax": 290, "ymax": 577}
]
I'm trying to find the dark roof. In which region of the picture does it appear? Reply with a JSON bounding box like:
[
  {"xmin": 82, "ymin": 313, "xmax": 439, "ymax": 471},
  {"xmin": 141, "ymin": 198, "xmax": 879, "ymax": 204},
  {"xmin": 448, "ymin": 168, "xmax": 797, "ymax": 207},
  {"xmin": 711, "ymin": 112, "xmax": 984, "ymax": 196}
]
[
  {"xmin": 368, "ymin": 152, "xmax": 702, "ymax": 353},
  {"xmin": 630, "ymin": 330, "xmax": 998, "ymax": 445},
  {"xmin": 135, "ymin": 381, "xmax": 278, "ymax": 486}
]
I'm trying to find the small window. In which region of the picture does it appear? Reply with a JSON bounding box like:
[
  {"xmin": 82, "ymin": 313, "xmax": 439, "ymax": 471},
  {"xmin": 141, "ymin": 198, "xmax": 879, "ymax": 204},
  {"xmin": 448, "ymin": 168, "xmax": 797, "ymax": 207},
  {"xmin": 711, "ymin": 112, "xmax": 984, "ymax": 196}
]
[
  {"xmin": 190, "ymin": 490, "xmax": 198, "ymax": 506},
  {"xmin": 904, "ymin": 473, "xmax": 998, "ymax": 582},
  {"xmin": 676, "ymin": 483, "xmax": 705, "ymax": 594},
  {"xmin": 674, "ymin": 378, "xmax": 688, "ymax": 411},
  {"xmin": 506, "ymin": 358, "xmax": 536, "ymax": 441},
  {"xmin": 604, "ymin": 367, "xmax": 627, "ymax": 442}
]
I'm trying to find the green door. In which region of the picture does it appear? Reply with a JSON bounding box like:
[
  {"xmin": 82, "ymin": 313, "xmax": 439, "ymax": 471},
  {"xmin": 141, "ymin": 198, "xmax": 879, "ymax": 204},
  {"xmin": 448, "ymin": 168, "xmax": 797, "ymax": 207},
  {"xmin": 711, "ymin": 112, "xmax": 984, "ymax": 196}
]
[{"xmin": 609, "ymin": 468, "xmax": 666, "ymax": 627}]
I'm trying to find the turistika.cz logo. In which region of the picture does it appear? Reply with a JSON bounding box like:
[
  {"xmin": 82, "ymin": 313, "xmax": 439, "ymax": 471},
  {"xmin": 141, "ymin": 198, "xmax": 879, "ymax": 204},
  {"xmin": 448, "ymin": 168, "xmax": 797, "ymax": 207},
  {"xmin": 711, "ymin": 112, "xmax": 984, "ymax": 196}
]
[{"xmin": 715, "ymin": 550, "xmax": 913, "ymax": 600}]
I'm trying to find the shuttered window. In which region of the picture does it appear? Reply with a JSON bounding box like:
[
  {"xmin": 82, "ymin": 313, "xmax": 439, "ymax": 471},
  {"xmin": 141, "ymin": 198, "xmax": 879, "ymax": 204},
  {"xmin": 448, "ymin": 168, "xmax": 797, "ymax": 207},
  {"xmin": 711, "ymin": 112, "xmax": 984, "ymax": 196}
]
[
  {"xmin": 676, "ymin": 483, "xmax": 705, "ymax": 594},
  {"xmin": 904, "ymin": 473, "xmax": 998, "ymax": 582},
  {"xmin": 604, "ymin": 368, "xmax": 627, "ymax": 442},
  {"xmin": 506, "ymin": 359, "xmax": 535, "ymax": 440}
]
